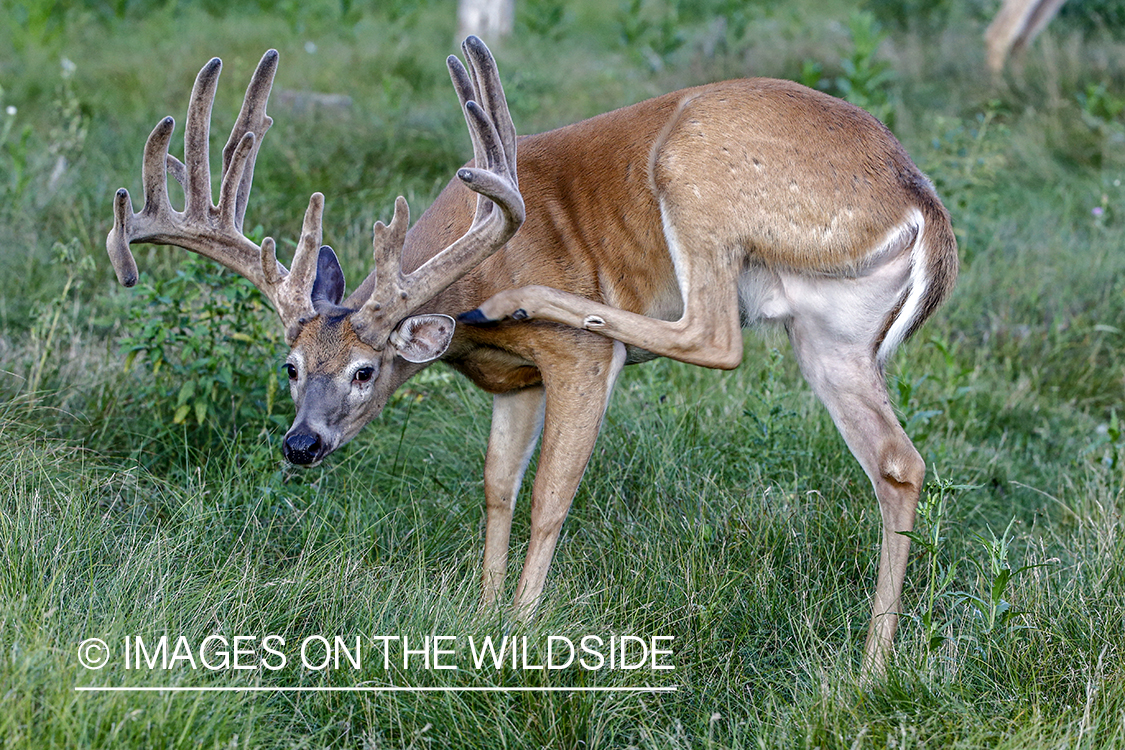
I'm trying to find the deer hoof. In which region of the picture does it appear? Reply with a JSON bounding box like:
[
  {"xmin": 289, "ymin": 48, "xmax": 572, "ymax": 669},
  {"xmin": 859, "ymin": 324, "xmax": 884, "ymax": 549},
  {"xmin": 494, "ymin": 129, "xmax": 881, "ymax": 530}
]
[{"xmin": 456, "ymin": 308, "xmax": 500, "ymax": 326}]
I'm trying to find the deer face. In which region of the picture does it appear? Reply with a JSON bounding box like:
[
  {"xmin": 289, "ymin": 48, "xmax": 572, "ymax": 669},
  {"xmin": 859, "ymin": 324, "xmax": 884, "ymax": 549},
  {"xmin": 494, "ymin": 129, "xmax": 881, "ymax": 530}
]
[{"xmin": 281, "ymin": 247, "xmax": 455, "ymax": 466}]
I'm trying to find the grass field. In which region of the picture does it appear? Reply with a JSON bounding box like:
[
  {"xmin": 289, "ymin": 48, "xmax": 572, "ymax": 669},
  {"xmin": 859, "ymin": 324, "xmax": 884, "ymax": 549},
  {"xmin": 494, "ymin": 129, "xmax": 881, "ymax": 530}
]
[{"xmin": 1, "ymin": 0, "xmax": 1124, "ymax": 747}]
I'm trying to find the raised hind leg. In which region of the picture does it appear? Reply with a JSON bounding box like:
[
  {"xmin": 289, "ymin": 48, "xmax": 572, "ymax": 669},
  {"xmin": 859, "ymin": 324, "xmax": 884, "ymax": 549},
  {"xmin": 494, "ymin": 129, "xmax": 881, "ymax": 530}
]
[{"xmin": 460, "ymin": 205, "xmax": 745, "ymax": 371}]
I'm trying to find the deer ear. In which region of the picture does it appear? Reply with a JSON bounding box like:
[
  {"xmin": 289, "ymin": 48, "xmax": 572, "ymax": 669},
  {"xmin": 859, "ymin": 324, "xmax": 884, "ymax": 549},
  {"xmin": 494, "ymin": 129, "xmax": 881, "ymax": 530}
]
[
  {"xmin": 389, "ymin": 314, "xmax": 455, "ymax": 364},
  {"xmin": 311, "ymin": 245, "xmax": 345, "ymax": 308}
]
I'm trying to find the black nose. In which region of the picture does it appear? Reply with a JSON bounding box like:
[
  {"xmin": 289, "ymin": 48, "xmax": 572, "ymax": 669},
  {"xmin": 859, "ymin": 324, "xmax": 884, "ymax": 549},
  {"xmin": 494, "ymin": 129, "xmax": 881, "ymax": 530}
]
[{"xmin": 283, "ymin": 432, "xmax": 322, "ymax": 465}]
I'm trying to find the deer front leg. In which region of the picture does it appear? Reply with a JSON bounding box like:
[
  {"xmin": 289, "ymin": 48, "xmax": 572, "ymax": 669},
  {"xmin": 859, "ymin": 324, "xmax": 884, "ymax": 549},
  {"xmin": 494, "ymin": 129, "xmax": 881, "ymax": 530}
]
[
  {"xmin": 512, "ymin": 340, "xmax": 627, "ymax": 615},
  {"xmin": 481, "ymin": 386, "xmax": 546, "ymax": 609}
]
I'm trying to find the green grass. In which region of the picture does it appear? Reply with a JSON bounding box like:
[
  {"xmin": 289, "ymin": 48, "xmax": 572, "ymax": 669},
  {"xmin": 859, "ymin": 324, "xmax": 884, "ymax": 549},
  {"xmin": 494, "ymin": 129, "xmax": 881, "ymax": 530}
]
[{"xmin": 2, "ymin": 0, "xmax": 1125, "ymax": 747}]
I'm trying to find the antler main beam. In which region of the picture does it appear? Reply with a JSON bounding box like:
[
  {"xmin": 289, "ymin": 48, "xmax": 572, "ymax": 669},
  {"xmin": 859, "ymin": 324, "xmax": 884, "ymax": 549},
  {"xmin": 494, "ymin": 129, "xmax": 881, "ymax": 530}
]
[
  {"xmin": 106, "ymin": 49, "xmax": 322, "ymax": 343},
  {"xmin": 351, "ymin": 36, "xmax": 525, "ymax": 346}
]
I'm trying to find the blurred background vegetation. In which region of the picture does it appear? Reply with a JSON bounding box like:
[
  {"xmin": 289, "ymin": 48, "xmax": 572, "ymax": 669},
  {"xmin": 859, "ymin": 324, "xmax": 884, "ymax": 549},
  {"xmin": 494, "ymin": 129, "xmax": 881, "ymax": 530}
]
[{"xmin": 1, "ymin": 0, "xmax": 1124, "ymax": 747}]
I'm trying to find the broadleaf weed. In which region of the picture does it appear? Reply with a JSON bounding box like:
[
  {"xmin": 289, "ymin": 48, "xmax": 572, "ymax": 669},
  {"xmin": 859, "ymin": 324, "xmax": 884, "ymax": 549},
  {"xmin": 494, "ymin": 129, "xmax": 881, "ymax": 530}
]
[
  {"xmin": 954, "ymin": 519, "xmax": 1055, "ymax": 645},
  {"xmin": 900, "ymin": 477, "xmax": 968, "ymax": 658},
  {"xmin": 120, "ymin": 254, "xmax": 286, "ymax": 455},
  {"xmin": 903, "ymin": 479, "xmax": 1056, "ymax": 670}
]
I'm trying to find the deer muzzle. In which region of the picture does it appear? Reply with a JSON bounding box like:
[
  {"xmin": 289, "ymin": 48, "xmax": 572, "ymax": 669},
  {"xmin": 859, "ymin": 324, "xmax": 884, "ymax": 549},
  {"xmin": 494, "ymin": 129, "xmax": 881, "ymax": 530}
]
[{"xmin": 282, "ymin": 430, "xmax": 324, "ymax": 465}]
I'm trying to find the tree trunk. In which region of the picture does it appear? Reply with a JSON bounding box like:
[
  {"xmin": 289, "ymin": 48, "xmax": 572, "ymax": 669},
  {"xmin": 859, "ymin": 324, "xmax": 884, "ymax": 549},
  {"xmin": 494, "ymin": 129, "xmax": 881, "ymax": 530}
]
[{"xmin": 457, "ymin": 0, "xmax": 515, "ymax": 45}]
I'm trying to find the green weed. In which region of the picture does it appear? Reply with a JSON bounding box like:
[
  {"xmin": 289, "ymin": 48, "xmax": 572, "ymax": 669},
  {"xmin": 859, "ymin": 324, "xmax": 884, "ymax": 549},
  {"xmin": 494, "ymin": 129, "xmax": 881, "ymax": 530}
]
[
  {"xmin": 25, "ymin": 238, "xmax": 95, "ymax": 397},
  {"xmin": 119, "ymin": 255, "xmax": 286, "ymax": 449},
  {"xmin": 956, "ymin": 519, "xmax": 1052, "ymax": 645},
  {"xmin": 518, "ymin": 0, "xmax": 571, "ymax": 41},
  {"xmin": 900, "ymin": 477, "xmax": 964, "ymax": 658}
]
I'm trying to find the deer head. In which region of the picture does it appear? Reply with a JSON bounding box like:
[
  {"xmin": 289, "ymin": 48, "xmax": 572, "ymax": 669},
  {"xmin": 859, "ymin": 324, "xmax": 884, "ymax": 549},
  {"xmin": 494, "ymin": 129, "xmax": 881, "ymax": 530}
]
[{"xmin": 107, "ymin": 37, "xmax": 523, "ymax": 465}]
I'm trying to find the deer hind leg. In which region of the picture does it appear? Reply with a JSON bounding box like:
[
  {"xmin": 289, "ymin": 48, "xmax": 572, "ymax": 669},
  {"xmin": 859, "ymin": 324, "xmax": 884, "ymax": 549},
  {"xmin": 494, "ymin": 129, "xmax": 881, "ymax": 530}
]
[
  {"xmin": 460, "ymin": 204, "xmax": 744, "ymax": 371},
  {"xmin": 481, "ymin": 385, "xmax": 546, "ymax": 609},
  {"xmin": 786, "ymin": 312, "xmax": 925, "ymax": 679},
  {"xmin": 512, "ymin": 339, "xmax": 627, "ymax": 615}
]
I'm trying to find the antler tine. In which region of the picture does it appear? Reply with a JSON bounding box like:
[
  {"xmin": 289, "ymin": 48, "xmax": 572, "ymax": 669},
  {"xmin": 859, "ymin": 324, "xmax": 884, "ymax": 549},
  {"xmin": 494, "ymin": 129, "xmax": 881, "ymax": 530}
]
[
  {"xmin": 139, "ymin": 116, "xmax": 177, "ymax": 224},
  {"xmin": 107, "ymin": 111, "xmax": 183, "ymax": 286},
  {"xmin": 447, "ymin": 37, "xmax": 518, "ymax": 229},
  {"xmin": 183, "ymin": 57, "xmax": 221, "ymax": 218},
  {"xmin": 447, "ymin": 55, "xmax": 485, "ymax": 183},
  {"xmin": 351, "ymin": 37, "xmax": 524, "ymax": 347},
  {"xmin": 461, "ymin": 35, "xmax": 517, "ymax": 187},
  {"xmin": 221, "ymin": 49, "xmax": 278, "ymax": 231},
  {"xmin": 218, "ymin": 131, "xmax": 255, "ymax": 230},
  {"xmin": 106, "ymin": 114, "xmax": 178, "ymax": 287},
  {"xmin": 107, "ymin": 187, "xmax": 140, "ymax": 287},
  {"xmin": 107, "ymin": 50, "xmax": 320, "ymax": 344},
  {"xmin": 284, "ymin": 192, "xmax": 325, "ymax": 325},
  {"xmin": 352, "ymin": 197, "xmax": 409, "ymax": 332},
  {"xmin": 452, "ymin": 102, "xmax": 518, "ymax": 214},
  {"xmin": 373, "ymin": 196, "xmax": 410, "ymax": 292}
]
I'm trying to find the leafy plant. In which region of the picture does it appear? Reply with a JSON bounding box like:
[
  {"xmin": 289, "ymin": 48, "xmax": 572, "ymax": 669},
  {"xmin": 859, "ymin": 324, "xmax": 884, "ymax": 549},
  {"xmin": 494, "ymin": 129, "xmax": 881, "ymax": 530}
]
[
  {"xmin": 0, "ymin": 85, "xmax": 34, "ymax": 206},
  {"xmin": 518, "ymin": 0, "xmax": 570, "ymax": 40},
  {"xmin": 798, "ymin": 59, "xmax": 824, "ymax": 90},
  {"xmin": 922, "ymin": 108, "xmax": 1008, "ymax": 197},
  {"xmin": 903, "ymin": 481, "xmax": 1056, "ymax": 668},
  {"xmin": 370, "ymin": 0, "xmax": 440, "ymax": 24},
  {"xmin": 675, "ymin": 0, "xmax": 759, "ymax": 51},
  {"xmin": 895, "ymin": 370, "xmax": 944, "ymax": 443},
  {"xmin": 25, "ymin": 238, "xmax": 95, "ymax": 397},
  {"xmin": 120, "ymin": 253, "xmax": 287, "ymax": 442},
  {"xmin": 1078, "ymin": 82, "xmax": 1125, "ymax": 125},
  {"xmin": 894, "ymin": 336, "xmax": 974, "ymax": 444},
  {"xmin": 1082, "ymin": 409, "xmax": 1125, "ymax": 471},
  {"xmin": 44, "ymin": 57, "xmax": 86, "ymax": 198},
  {"xmin": 1058, "ymin": 0, "xmax": 1125, "ymax": 36},
  {"xmin": 955, "ymin": 519, "xmax": 1053, "ymax": 644},
  {"xmin": 865, "ymin": 0, "xmax": 961, "ymax": 32},
  {"xmin": 1076, "ymin": 82, "xmax": 1125, "ymax": 168},
  {"xmin": 741, "ymin": 349, "xmax": 811, "ymax": 476},
  {"xmin": 0, "ymin": 57, "xmax": 88, "ymax": 212},
  {"xmin": 0, "ymin": 86, "xmax": 16, "ymax": 154},
  {"xmin": 2, "ymin": 0, "xmax": 72, "ymax": 50},
  {"xmin": 900, "ymin": 477, "xmax": 966, "ymax": 656}
]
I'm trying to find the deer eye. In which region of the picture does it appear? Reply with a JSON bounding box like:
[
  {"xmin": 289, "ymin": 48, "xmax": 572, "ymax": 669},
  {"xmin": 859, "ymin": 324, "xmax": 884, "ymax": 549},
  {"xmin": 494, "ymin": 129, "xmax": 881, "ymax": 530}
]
[
  {"xmin": 285, "ymin": 363, "xmax": 298, "ymax": 380},
  {"xmin": 353, "ymin": 367, "xmax": 375, "ymax": 383}
]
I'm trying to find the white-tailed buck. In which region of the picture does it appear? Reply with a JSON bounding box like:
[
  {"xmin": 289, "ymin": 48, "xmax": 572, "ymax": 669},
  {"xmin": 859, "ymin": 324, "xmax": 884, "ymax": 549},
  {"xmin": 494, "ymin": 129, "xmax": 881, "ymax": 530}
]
[{"xmin": 107, "ymin": 38, "xmax": 957, "ymax": 676}]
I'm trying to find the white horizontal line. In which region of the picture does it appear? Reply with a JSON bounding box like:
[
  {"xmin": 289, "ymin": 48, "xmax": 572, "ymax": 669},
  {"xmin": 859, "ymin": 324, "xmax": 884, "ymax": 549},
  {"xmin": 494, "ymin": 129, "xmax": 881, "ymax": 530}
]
[{"xmin": 76, "ymin": 685, "xmax": 677, "ymax": 693}]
